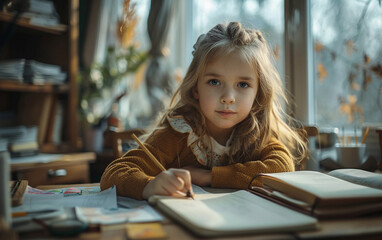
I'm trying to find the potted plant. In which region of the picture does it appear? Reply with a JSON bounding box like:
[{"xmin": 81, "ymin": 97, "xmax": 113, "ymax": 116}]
[{"xmin": 78, "ymin": 0, "xmax": 147, "ymax": 151}]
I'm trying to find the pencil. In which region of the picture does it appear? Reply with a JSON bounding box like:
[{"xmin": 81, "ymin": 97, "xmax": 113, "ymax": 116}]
[
  {"xmin": 361, "ymin": 127, "xmax": 370, "ymax": 144},
  {"xmin": 131, "ymin": 133, "xmax": 194, "ymax": 199},
  {"xmin": 186, "ymin": 190, "xmax": 195, "ymax": 200},
  {"xmin": 334, "ymin": 127, "xmax": 341, "ymax": 145},
  {"xmin": 132, "ymin": 134, "xmax": 166, "ymax": 171},
  {"xmin": 336, "ymin": 133, "xmax": 342, "ymax": 145},
  {"xmin": 12, "ymin": 211, "xmax": 27, "ymax": 218}
]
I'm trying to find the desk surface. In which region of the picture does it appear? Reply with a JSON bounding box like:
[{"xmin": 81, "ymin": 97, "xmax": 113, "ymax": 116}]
[{"xmin": 14, "ymin": 183, "xmax": 381, "ymax": 240}]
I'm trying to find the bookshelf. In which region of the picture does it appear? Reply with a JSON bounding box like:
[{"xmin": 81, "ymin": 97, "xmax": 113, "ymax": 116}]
[{"xmin": 0, "ymin": 0, "xmax": 80, "ymax": 153}]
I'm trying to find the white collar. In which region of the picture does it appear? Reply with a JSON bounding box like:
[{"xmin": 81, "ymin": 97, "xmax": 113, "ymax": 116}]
[{"xmin": 167, "ymin": 116, "xmax": 236, "ymax": 167}]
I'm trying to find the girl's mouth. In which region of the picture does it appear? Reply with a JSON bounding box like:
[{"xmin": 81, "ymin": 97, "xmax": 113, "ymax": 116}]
[{"xmin": 216, "ymin": 110, "xmax": 236, "ymax": 117}]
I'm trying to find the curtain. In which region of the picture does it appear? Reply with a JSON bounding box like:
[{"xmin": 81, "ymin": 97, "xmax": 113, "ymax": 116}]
[
  {"xmin": 145, "ymin": 0, "xmax": 174, "ymax": 118},
  {"xmin": 82, "ymin": 0, "xmax": 120, "ymax": 67},
  {"xmin": 80, "ymin": 0, "xmax": 121, "ymax": 152}
]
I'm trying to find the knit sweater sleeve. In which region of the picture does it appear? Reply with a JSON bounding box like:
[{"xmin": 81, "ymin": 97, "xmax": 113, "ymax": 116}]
[
  {"xmin": 100, "ymin": 127, "xmax": 187, "ymax": 200},
  {"xmin": 211, "ymin": 138, "xmax": 295, "ymax": 189}
]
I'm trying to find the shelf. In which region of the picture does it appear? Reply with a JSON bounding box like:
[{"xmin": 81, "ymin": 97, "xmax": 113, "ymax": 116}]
[
  {"xmin": 0, "ymin": 80, "xmax": 69, "ymax": 93},
  {"xmin": 0, "ymin": 0, "xmax": 81, "ymax": 153},
  {"xmin": 40, "ymin": 142, "xmax": 81, "ymax": 153},
  {"xmin": 0, "ymin": 12, "xmax": 67, "ymax": 35}
]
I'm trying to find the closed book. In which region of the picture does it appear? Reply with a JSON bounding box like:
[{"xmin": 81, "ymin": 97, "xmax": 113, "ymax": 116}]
[
  {"xmin": 10, "ymin": 149, "xmax": 39, "ymax": 158},
  {"xmin": 250, "ymin": 169, "xmax": 382, "ymax": 218},
  {"xmin": 9, "ymin": 141, "xmax": 39, "ymax": 152}
]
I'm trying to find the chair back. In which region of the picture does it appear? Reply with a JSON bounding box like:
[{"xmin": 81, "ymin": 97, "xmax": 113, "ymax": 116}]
[{"xmin": 110, "ymin": 129, "xmax": 145, "ymax": 158}]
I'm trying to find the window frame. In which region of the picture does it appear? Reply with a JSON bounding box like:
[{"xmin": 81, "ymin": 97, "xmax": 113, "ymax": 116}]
[{"xmin": 284, "ymin": 0, "xmax": 315, "ymax": 125}]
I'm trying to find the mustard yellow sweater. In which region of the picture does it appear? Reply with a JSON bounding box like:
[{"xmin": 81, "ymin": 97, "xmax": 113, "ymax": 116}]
[{"xmin": 100, "ymin": 126, "xmax": 294, "ymax": 200}]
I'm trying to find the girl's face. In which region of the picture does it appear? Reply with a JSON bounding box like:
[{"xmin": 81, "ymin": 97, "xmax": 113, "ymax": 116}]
[{"xmin": 193, "ymin": 51, "xmax": 258, "ymax": 143}]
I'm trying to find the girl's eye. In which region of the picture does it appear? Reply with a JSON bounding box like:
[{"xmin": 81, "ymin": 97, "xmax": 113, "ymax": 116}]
[
  {"xmin": 238, "ymin": 82, "xmax": 249, "ymax": 88},
  {"xmin": 207, "ymin": 79, "xmax": 220, "ymax": 86}
]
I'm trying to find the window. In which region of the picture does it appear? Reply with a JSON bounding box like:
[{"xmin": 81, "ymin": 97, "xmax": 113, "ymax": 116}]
[
  {"xmin": 285, "ymin": 0, "xmax": 382, "ymax": 129},
  {"xmin": 192, "ymin": 0, "xmax": 284, "ymax": 77},
  {"xmin": 159, "ymin": 0, "xmax": 382, "ymax": 131},
  {"xmin": 169, "ymin": 0, "xmax": 284, "ymax": 83},
  {"xmin": 311, "ymin": 0, "xmax": 382, "ymax": 128}
]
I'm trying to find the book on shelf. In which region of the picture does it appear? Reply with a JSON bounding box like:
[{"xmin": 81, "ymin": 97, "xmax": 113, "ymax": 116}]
[
  {"xmin": 9, "ymin": 141, "xmax": 39, "ymax": 157},
  {"xmin": 249, "ymin": 169, "xmax": 382, "ymax": 218},
  {"xmin": 0, "ymin": 59, "xmax": 66, "ymax": 84},
  {"xmin": 45, "ymin": 98, "xmax": 63, "ymax": 144},
  {"xmin": 0, "ymin": 125, "xmax": 39, "ymax": 157},
  {"xmin": 0, "ymin": 59, "xmax": 25, "ymax": 81},
  {"xmin": 17, "ymin": 93, "xmax": 53, "ymax": 145},
  {"xmin": 2, "ymin": 0, "xmax": 64, "ymax": 29},
  {"xmin": 149, "ymin": 190, "xmax": 318, "ymax": 237},
  {"xmin": 24, "ymin": 59, "xmax": 67, "ymax": 84},
  {"xmin": 9, "ymin": 141, "xmax": 38, "ymax": 151}
]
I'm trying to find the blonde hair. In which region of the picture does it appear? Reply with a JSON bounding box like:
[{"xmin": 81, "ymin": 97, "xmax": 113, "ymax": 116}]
[{"xmin": 154, "ymin": 22, "xmax": 307, "ymax": 165}]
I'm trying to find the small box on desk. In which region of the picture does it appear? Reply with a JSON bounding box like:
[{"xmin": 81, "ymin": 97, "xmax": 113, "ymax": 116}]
[{"xmin": 9, "ymin": 180, "xmax": 28, "ymax": 207}]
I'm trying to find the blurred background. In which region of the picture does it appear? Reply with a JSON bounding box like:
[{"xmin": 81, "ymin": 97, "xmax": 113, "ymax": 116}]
[{"xmin": 0, "ymin": 0, "xmax": 381, "ymax": 183}]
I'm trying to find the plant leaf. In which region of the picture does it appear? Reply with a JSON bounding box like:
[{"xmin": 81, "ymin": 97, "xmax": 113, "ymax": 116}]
[
  {"xmin": 314, "ymin": 42, "xmax": 324, "ymax": 52},
  {"xmin": 317, "ymin": 62, "xmax": 328, "ymax": 82},
  {"xmin": 370, "ymin": 64, "xmax": 382, "ymax": 77},
  {"xmin": 364, "ymin": 54, "xmax": 371, "ymax": 64},
  {"xmin": 363, "ymin": 69, "xmax": 372, "ymax": 90},
  {"xmin": 338, "ymin": 95, "xmax": 364, "ymax": 123},
  {"xmin": 346, "ymin": 40, "xmax": 357, "ymax": 56}
]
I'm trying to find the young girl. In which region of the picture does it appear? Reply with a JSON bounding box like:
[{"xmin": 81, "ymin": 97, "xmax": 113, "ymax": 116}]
[{"xmin": 100, "ymin": 22, "xmax": 307, "ymax": 200}]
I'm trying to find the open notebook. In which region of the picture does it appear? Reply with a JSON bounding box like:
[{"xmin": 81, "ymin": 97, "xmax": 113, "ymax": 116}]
[{"xmin": 150, "ymin": 190, "xmax": 318, "ymax": 237}]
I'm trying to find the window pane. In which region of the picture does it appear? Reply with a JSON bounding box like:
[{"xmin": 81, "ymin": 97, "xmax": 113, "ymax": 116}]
[
  {"xmin": 312, "ymin": 0, "xmax": 382, "ymax": 128},
  {"xmin": 192, "ymin": 0, "xmax": 284, "ymax": 79}
]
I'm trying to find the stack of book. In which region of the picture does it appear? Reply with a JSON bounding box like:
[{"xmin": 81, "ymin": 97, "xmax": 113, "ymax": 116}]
[
  {"xmin": 24, "ymin": 60, "xmax": 67, "ymax": 84},
  {"xmin": 0, "ymin": 126, "xmax": 39, "ymax": 157},
  {"xmin": 0, "ymin": 59, "xmax": 25, "ymax": 81},
  {"xmin": 23, "ymin": 0, "xmax": 60, "ymax": 27},
  {"xmin": 0, "ymin": 59, "xmax": 66, "ymax": 84},
  {"xmin": 3, "ymin": 0, "xmax": 62, "ymax": 28},
  {"xmin": 249, "ymin": 169, "xmax": 382, "ymax": 218}
]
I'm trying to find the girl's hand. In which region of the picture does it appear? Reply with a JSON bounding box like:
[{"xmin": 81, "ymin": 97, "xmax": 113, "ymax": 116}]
[
  {"xmin": 142, "ymin": 168, "xmax": 193, "ymax": 199},
  {"xmin": 183, "ymin": 166, "xmax": 212, "ymax": 187}
]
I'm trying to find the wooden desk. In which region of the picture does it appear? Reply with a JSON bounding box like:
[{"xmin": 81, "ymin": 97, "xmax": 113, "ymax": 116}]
[
  {"xmin": 11, "ymin": 152, "xmax": 96, "ymax": 187},
  {"xmin": 15, "ymin": 183, "xmax": 382, "ymax": 240}
]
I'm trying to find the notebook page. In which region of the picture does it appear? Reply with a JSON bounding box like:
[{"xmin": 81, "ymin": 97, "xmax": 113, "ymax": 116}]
[{"xmin": 157, "ymin": 190, "xmax": 317, "ymax": 235}]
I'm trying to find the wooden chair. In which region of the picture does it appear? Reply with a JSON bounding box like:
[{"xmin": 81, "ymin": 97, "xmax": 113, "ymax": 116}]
[{"xmin": 109, "ymin": 129, "xmax": 145, "ymax": 158}]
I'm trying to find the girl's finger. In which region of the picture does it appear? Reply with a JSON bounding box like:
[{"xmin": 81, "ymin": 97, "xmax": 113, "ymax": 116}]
[
  {"xmin": 165, "ymin": 171, "xmax": 185, "ymax": 190},
  {"xmin": 172, "ymin": 190, "xmax": 187, "ymax": 198},
  {"xmin": 169, "ymin": 169, "xmax": 192, "ymax": 187},
  {"xmin": 170, "ymin": 169, "xmax": 193, "ymax": 195},
  {"xmin": 161, "ymin": 181, "xmax": 185, "ymax": 196}
]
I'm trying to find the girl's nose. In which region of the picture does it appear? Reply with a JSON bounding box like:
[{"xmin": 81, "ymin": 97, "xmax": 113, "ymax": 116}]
[{"xmin": 220, "ymin": 91, "xmax": 235, "ymax": 104}]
